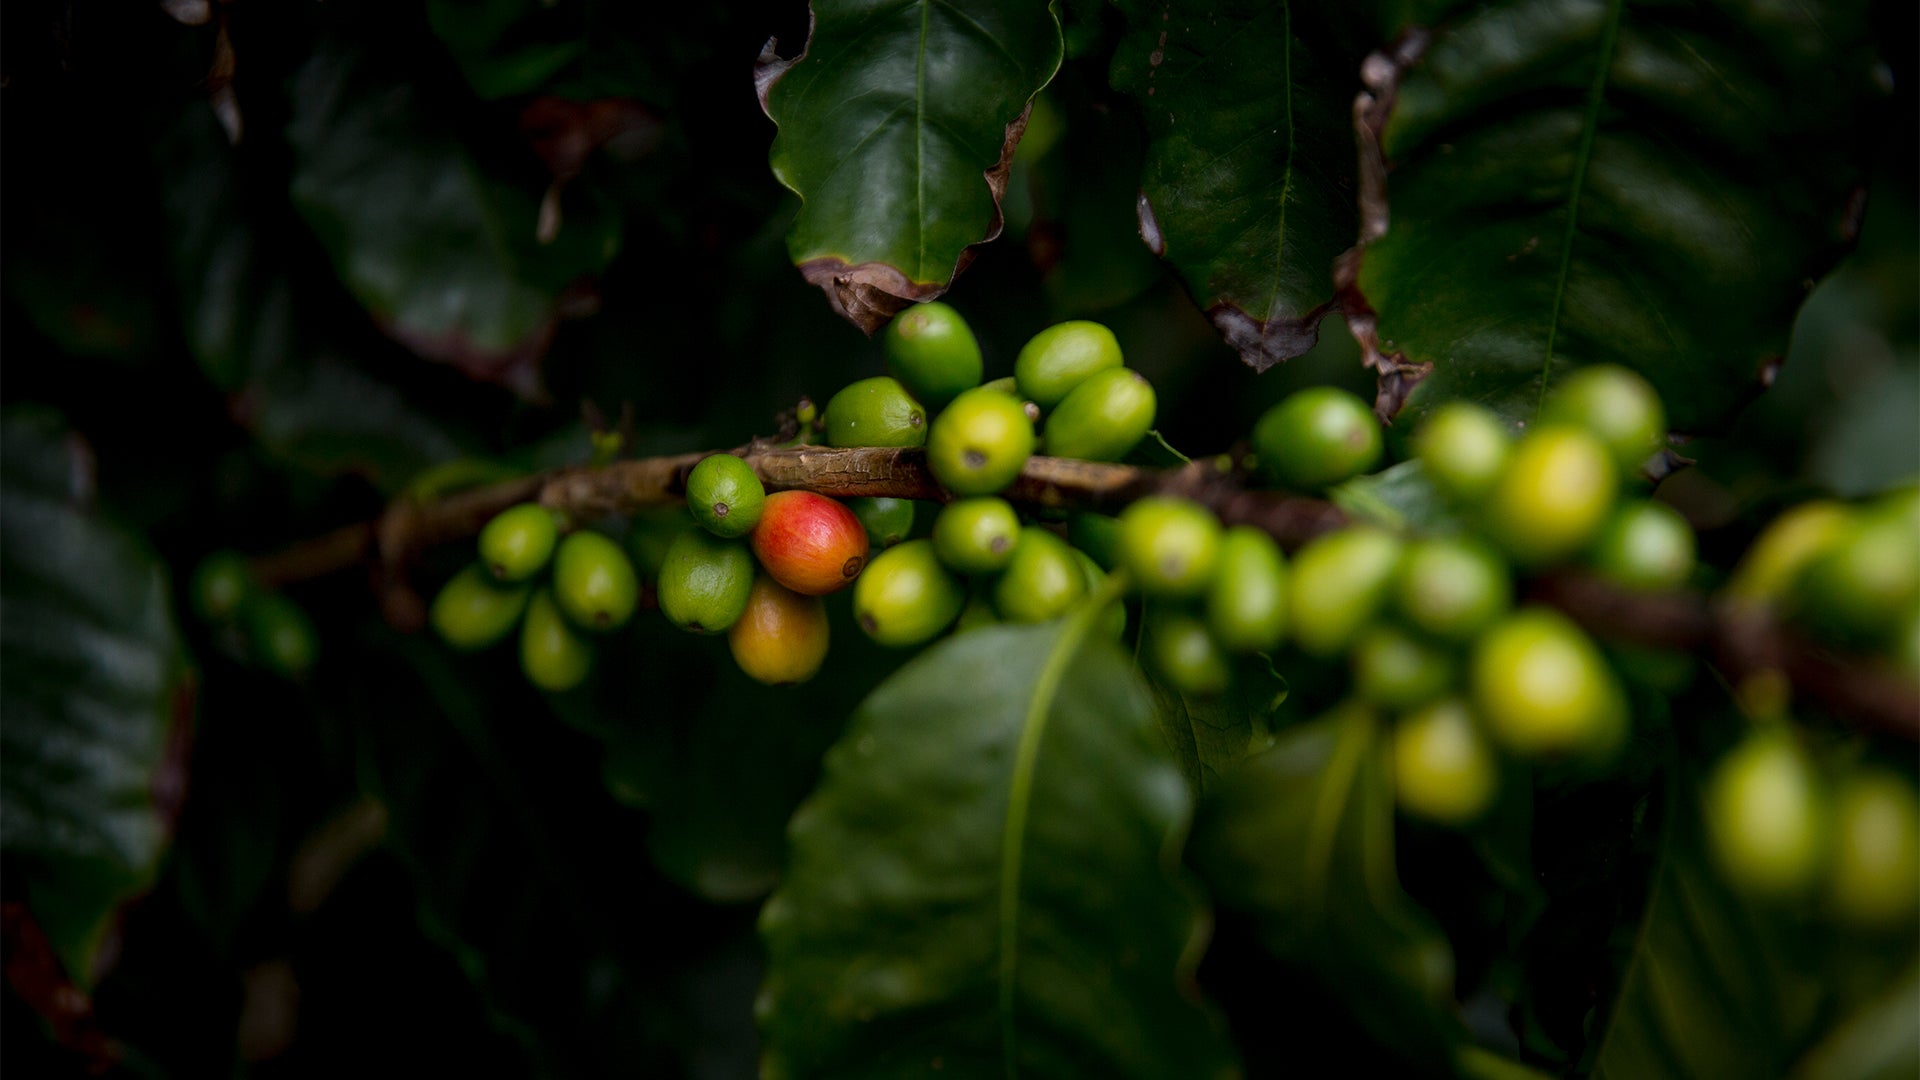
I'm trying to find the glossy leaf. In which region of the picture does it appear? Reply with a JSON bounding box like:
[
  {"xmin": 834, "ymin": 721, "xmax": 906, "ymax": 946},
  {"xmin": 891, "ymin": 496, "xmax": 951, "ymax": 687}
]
[
  {"xmin": 1347, "ymin": 0, "xmax": 1885, "ymax": 431},
  {"xmin": 1329, "ymin": 459, "xmax": 1462, "ymax": 533},
  {"xmin": 759, "ymin": 620, "xmax": 1237, "ymax": 1077},
  {"xmin": 0, "ymin": 410, "xmax": 190, "ymax": 986},
  {"xmin": 757, "ymin": 0, "xmax": 1064, "ymax": 333},
  {"xmin": 1111, "ymin": 0, "xmax": 1366, "ymax": 370},
  {"xmin": 1142, "ymin": 644, "xmax": 1283, "ymax": 796},
  {"xmin": 1189, "ymin": 705, "xmax": 1461, "ymax": 1066}
]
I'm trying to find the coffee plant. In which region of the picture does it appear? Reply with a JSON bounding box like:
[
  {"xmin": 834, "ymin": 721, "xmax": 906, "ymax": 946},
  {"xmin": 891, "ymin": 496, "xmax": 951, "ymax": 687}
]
[{"xmin": 3, "ymin": 1, "xmax": 1916, "ymax": 1077}]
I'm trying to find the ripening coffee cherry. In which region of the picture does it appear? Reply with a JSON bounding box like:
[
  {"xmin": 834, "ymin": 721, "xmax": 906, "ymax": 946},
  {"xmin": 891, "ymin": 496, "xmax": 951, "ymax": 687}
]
[
  {"xmin": 932, "ymin": 496, "xmax": 1022, "ymax": 574},
  {"xmin": 1205, "ymin": 526, "xmax": 1287, "ymax": 653},
  {"xmin": 1825, "ymin": 767, "xmax": 1920, "ymax": 930},
  {"xmin": 192, "ymin": 549, "xmax": 253, "ymax": 624},
  {"xmin": 521, "ymin": 588, "xmax": 593, "ymax": 692},
  {"xmin": 552, "ymin": 531, "xmax": 640, "ymax": 631},
  {"xmin": 244, "ymin": 591, "xmax": 318, "ymax": 678},
  {"xmin": 1792, "ymin": 511, "xmax": 1919, "ymax": 650},
  {"xmin": 853, "ymin": 539, "xmax": 965, "ymax": 647},
  {"xmin": 1539, "ymin": 364, "xmax": 1665, "ymax": 472},
  {"xmin": 1724, "ymin": 500, "xmax": 1853, "ymax": 604},
  {"xmin": 1414, "ymin": 402, "xmax": 1510, "ymax": 503},
  {"xmin": 1470, "ymin": 607, "xmax": 1626, "ymax": 761},
  {"xmin": 847, "ymin": 497, "xmax": 917, "ymax": 550},
  {"xmin": 926, "ymin": 387, "xmax": 1035, "ymax": 496},
  {"xmin": 431, "ymin": 563, "xmax": 531, "ymax": 651},
  {"xmin": 686, "ymin": 454, "xmax": 766, "ymax": 539},
  {"xmin": 1073, "ymin": 549, "xmax": 1128, "ymax": 640},
  {"xmin": 728, "ymin": 575, "xmax": 830, "ymax": 685},
  {"xmin": 750, "ymin": 490, "xmax": 869, "ymax": 596},
  {"xmin": 1352, "ymin": 624, "xmax": 1455, "ymax": 711},
  {"xmin": 1147, "ymin": 610, "xmax": 1231, "ymax": 696},
  {"xmin": 1591, "ymin": 500, "xmax": 1696, "ymax": 591},
  {"xmin": 1043, "ymin": 367, "xmax": 1156, "ymax": 462},
  {"xmin": 1251, "ymin": 387, "xmax": 1383, "ymax": 491},
  {"xmin": 1392, "ymin": 698, "xmax": 1498, "ymax": 826},
  {"xmin": 657, "ymin": 529, "xmax": 756, "ymax": 634},
  {"xmin": 1393, "ymin": 536, "xmax": 1510, "ymax": 643},
  {"xmin": 993, "ymin": 528, "xmax": 1087, "ymax": 623},
  {"xmin": 1289, "ymin": 526, "xmax": 1404, "ymax": 658},
  {"xmin": 883, "ymin": 300, "xmax": 983, "ymax": 408},
  {"xmin": 825, "ymin": 376, "xmax": 928, "ymax": 449},
  {"xmin": 478, "ymin": 503, "xmax": 560, "ymax": 583},
  {"xmin": 1116, "ymin": 496, "xmax": 1222, "ymax": 598},
  {"xmin": 1703, "ymin": 727, "xmax": 1826, "ymax": 900},
  {"xmin": 1481, "ymin": 425, "xmax": 1617, "ymax": 566},
  {"xmin": 1015, "ymin": 320, "xmax": 1123, "ymax": 410}
]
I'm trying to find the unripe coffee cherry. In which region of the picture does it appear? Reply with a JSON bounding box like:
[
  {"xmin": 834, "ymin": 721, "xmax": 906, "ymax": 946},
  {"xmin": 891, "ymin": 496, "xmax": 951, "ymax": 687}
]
[
  {"xmin": 1590, "ymin": 500, "xmax": 1695, "ymax": 591},
  {"xmin": 1470, "ymin": 607, "xmax": 1626, "ymax": 761},
  {"xmin": 1482, "ymin": 425, "xmax": 1617, "ymax": 566},
  {"xmin": 686, "ymin": 454, "xmax": 766, "ymax": 539},
  {"xmin": 1116, "ymin": 496, "xmax": 1221, "ymax": 598},
  {"xmin": 657, "ymin": 529, "xmax": 756, "ymax": 634},
  {"xmin": 1015, "ymin": 320, "xmax": 1123, "ymax": 409},
  {"xmin": 883, "ymin": 300, "xmax": 983, "ymax": 408},
  {"xmin": 932, "ymin": 496, "xmax": 1022, "ymax": 574},
  {"xmin": 1289, "ymin": 527, "xmax": 1403, "ymax": 658},
  {"xmin": 1352, "ymin": 624, "xmax": 1455, "ymax": 711},
  {"xmin": 926, "ymin": 387, "xmax": 1034, "ymax": 496},
  {"xmin": 993, "ymin": 528, "xmax": 1087, "ymax": 623},
  {"xmin": 1825, "ymin": 766, "xmax": 1920, "ymax": 929},
  {"xmin": 431, "ymin": 563, "xmax": 531, "ymax": 650},
  {"xmin": 1703, "ymin": 727, "xmax": 1826, "ymax": 900},
  {"xmin": 478, "ymin": 503, "xmax": 560, "ymax": 583},
  {"xmin": 1392, "ymin": 698, "xmax": 1498, "ymax": 826},
  {"xmin": 1147, "ymin": 610, "xmax": 1231, "ymax": 696},
  {"xmin": 1393, "ymin": 536, "xmax": 1510, "ymax": 642},
  {"xmin": 1205, "ymin": 526, "xmax": 1287, "ymax": 653},
  {"xmin": 1414, "ymin": 402, "xmax": 1510, "ymax": 502},
  {"xmin": 245, "ymin": 591, "xmax": 318, "ymax": 678},
  {"xmin": 853, "ymin": 539, "xmax": 965, "ymax": 647},
  {"xmin": 847, "ymin": 497, "xmax": 917, "ymax": 549},
  {"xmin": 1251, "ymin": 387, "xmax": 1383, "ymax": 491},
  {"xmin": 750, "ymin": 490, "xmax": 869, "ymax": 596},
  {"xmin": 1792, "ymin": 511, "xmax": 1919, "ymax": 649},
  {"xmin": 520, "ymin": 588, "xmax": 592, "ymax": 692},
  {"xmin": 552, "ymin": 531, "xmax": 640, "ymax": 631},
  {"xmin": 728, "ymin": 575, "xmax": 830, "ymax": 685},
  {"xmin": 192, "ymin": 549, "xmax": 253, "ymax": 624},
  {"xmin": 1066, "ymin": 512, "xmax": 1124, "ymax": 571},
  {"xmin": 825, "ymin": 376, "xmax": 928, "ymax": 448},
  {"xmin": 1539, "ymin": 364, "xmax": 1665, "ymax": 472},
  {"xmin": 1042, "ymin": 367, "xmax": 1156, "ymax": 462},
  {"xmin": 1724, "ymin": 500, "xmax": 1852, "ymax": 604}
]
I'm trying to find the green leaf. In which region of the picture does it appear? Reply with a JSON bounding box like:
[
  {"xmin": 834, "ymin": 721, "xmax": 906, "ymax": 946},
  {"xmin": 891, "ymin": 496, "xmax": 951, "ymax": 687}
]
[
  {"xmin": 0, "ymin": 410, "xmax": 190, "ymax": 986},
  {"xmin": 1110, "ymin": 0, "xmax": 1365, "ymax": 370},
  {"xmin": 1347, "ymin": 0, "xmax": 1886, "ymax": 431},
  {"xmin": 757, "ymin": 0, "xmax": 1064, "ymax": 333},
  {"xmin": 1189, "ymin": 705, "xmax": 1461, "ymax": 1067},
  {"xmin": 1328, "ymin": 459, "xmax": 1463, "ymax": 533},
  {"xmin": 758, "ymin": 619, "xmax": 1237, "ymax": 1078}
]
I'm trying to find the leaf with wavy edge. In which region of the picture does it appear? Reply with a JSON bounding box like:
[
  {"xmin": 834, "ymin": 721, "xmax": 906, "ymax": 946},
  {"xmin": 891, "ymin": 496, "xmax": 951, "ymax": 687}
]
[
  {"xmin": 757, "ymin": 0, "xmax": 1064, "ymax": 334},
  {"xmin": 1341, "ymin": 0, "xmax": 1884, "ymax": 430}
]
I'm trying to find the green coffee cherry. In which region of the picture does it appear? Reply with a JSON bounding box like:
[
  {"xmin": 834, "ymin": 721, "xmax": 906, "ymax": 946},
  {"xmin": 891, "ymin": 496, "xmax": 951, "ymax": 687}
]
[
  {"xmin": 1393, "ymin": 536, "xmax": 1510, "ymax": 643},
  {"xmin": 1289, "ymin": 526, "xmax": 1404, "ymax": 658},
  {"xmin": 955, "ymin": 594, "xmax": 1001, "ymax": 634},
  {"xmin": 1825, "ymin": 766, "xmax": 1920, "ymax": 929},
  {"xmin": 1205, "ymin": 526, "xmax": 1287, "ymax": 653},
  {"xmin": 1014, "ymin": 320, "xmax": 1123, "ymax": 410},
  {"xmin": 1793, "ymin": 512, "xmax": 1919, "ymax": 650},
  {"xmin": 926, "ymin": 387, "xmax": 1034, "ymax": 496},
  {"xmin": 848, "ymin": 497, "xmax": 918, "ymax": 550},
  {"xmin": 1071, "ymin": 549, "xmax": 1128, "ymax": 640},
  {"xmin": 1042, "ymin": 368, "xmax": 1156, "ymax": 462},
  {"xmin": 853, "ymin": 540, "xmax": 966, "ymax": 647},
  {"xmin": 932, "ymin": 496, "xmax": 1022, "ymax": 574},
  {"xmin": 478, "ymin": 503, "xmax": 560, "ymax": 583},
  {"xmin": 1482, "ymin": 425, "xmax": 1617, "ymax": 566},
  {"xmin": 1352, "ymin": 624, "xmax": 1455, "ymax": 711},
  {"xmin": 1470, "ymin": 607, "xmax": 1626, "ymax": 761},
  {"xmin": 1251, "ymin": 387, "xmax": 1383, "ymax": 491},
  {"xmin": 979, "ymin": 376, "xmax": 1020, "ymax": 397},
  {"xmin": 992, "ymin": 528, "xmax": 1086, "ymax": 623},
  {"xmin": 521, "ymin": 588, "xmax": 592, "ymax": 692},
  {"xmin": 431, "ymin": 563, "xmax": 531, "ymax": 651},
  {"xmin": 657, "ymin": 529, "xmax": 756, "ymax": 634},
  {"xmin": 1147, "ymin": 610, "xmax": 1231, "ymax": 696},
  {"xmin": 1539, "ymin": 364, "xmax": 1665, "ymax": 472},
  {"xmin": 1591, "ymin": 500, "xmax": 1695, "ymax": 591},
  {"xmin": 244, "ymin": 591, "xmax": 318, "ymax": 679},
  {"xmin": 192, "ymin": 549, "xmax": 253, "ymax": 624},
  {"xmin": 1703, "ymin": 726, "xmax": 1826, "ymax": 900},
  {"xmin": 686, "ymin": 454, "xmax": 765, "ymax": 539},
  {"xmin": 1724, "ymin": 500, "xmax": 1852, "ymax": 604},
  {"xmin": 883, "ymin": 300, "xmax": 983, "ymax": 408},
  {"xmin": 1116, "ymin": 496, "xmax": 1222, "ymax": 598},
  {"xmin": 1067, "ymin": 512, "xmax": 1124, "ymax": 571},
  {"xmin": 1392, "ymin": 698, "xmax": 1498, "ymax": 826},
  {"xmin": 552, "ymin": 531, "xmax": 639, "ymax": 631},
  {"xmin": 1413, "ymin": 402, "xmax": 1511, "ymax": 503},
  {"xmin": 825, "ymin": 375, "xmax": 928, "ymax": 449}
]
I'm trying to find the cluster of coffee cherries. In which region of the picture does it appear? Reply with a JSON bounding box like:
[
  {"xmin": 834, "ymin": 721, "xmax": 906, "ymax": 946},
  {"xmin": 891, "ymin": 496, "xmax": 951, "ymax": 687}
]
[{"xmin": 189, "ymin": 550, "xmax": 320, "ymax": 679}]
